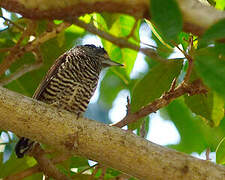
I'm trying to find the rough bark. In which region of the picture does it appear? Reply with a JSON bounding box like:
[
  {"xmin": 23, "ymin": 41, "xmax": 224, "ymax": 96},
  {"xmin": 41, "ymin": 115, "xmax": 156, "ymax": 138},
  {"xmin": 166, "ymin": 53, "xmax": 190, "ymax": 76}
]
[
  {"xmin": 1, "ymin": 0, "xmax": 225, "ymax": 36},
  {"xmin": 0, "ymin": 86, "xmax": 224, "ymax": 180}
]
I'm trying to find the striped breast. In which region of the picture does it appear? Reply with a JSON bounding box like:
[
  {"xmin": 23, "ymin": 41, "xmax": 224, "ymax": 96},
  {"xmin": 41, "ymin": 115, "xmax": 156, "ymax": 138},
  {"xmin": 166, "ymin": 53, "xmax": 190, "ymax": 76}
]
[{"xmin": 37, "ymin": 52, "xmax": 100, "ymax": 115}]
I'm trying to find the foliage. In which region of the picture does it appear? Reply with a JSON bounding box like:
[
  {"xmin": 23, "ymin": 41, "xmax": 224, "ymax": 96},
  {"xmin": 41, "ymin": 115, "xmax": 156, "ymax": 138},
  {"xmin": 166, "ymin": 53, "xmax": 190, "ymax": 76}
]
[{"xmin": 0, "ymin": 1, "xmax": 225, "ymax": 179}]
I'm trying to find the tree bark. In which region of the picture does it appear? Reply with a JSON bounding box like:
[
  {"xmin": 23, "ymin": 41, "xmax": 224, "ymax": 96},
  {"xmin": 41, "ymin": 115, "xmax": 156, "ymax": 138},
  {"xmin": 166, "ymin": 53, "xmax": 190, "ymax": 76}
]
[
  {"xmin": 1, "ymin": 0, "xmax": 225, "ymax": 36},
  {"xmin": 0, "ymin": 86, "xmax": 224, "ymax": 180}
]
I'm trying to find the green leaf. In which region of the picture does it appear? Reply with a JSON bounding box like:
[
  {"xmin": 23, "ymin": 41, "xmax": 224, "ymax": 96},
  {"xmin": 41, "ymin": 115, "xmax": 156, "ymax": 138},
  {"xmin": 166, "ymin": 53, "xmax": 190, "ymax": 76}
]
[
  {"xmin": 151, "ymin": 32, "xmax": 173, "ymax": 58},
  {"xmin": 195, "ymin": 44, "xmax": 225, "ymax": 100},
  {"xmin": 65, "ymin": 24, "xmax": 85, "ymax": 34},
  {"xmin": 164, "ymin": 99, "xmax": 207, "ymax": 153},
  {"xmin": 0, "ymin": 8, "xmax": 3, "ymax": 17},
  {"xmin": 96, "ymin": 14, "xmax": 140, "ymax": 76},
  {"xmin": 102, "ymin": 43, "xmax": 136, "ymax": 78},
  {"xmin": 216, "ymin": 137, "xmax": 225, "ymax": 164},
  {"xmin": 178, "ymin": 32, "xmax": 190, "ymax": 51},
  {"xmin": 100, "ymin": 13, "xmax": 119, "ymax": 29},
  {"xmin": 110, "ymin": 14, "xmax": 137, "ymax": 37},
  {"xmin": 0, "ymin": 153, "xmax": 32, "ymax": 178},
  {"xmin": 165, "ymin": 99, "xmax": 225, "ymax": 153},
  {"xmin": 23, "ymin": 173, "xmax": 43, "ymax": 180},
  {"xmin": 131, "ymin": 59, "xmax": 183, "ymax": 112},
  {"xmin": 184, "ymin": 91, "xmax": 224, "ymax": 127},
  {"xmin": 70, "ymin": 156, "xmax": 89, "ymax": 168},
  {"xmin": 135, "ymin": 116, "xmax": 150, "ymax": 136},
  {"xmin": 150, "ymin": 0, "xmax": 183, "ymax": 42},
  {"xmin": 145, "ymin": 20, "xmax": 174, "ymax": 49},
  {"xmin": 207, "ymin": 0, "xmax": 216, "ymax": 6},
  {"xmin": 104, "ymin": 168, "xmax": 121, "ymax": 179},
  {"xmin": 199, "ymin": 19, "xmax": 225, "ymax": 48},
  {"xmin": 184, "ymin": 66, "xmax": 224, "ymax": 127},
  {"xmin": 121, "ymin": 48, "xmax": 138, "ymax": 75},
  {"xmin": 215, "ymin": 0, "xmax": 225, "ymax": 10}
]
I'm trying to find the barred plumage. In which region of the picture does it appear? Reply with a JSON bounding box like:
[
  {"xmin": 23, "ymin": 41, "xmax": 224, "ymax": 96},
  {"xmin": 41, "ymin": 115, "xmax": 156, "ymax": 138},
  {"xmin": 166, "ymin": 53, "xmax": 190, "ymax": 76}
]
[{"xmin": 15, "ymin": 44, "xmax": 122, "ymax": 158}]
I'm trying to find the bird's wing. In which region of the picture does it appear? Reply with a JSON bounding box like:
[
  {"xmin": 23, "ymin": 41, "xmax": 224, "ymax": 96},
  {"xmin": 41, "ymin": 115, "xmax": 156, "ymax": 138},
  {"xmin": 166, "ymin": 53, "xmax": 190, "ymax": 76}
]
[{"xmin": 32, "ymin": 53, "xmax": 68, "ymax": 100}]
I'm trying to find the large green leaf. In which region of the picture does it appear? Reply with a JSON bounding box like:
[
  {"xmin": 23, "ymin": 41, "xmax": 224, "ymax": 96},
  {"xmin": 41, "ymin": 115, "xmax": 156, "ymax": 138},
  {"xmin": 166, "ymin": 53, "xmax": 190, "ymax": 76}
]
[
  {"xmin": 184, "ymin": 90, "xmax": 224, "ymax": 127},
  {"xmin": 131, "ymin": 59, "xmax": 183, "ymax": 112},
  {"xmin": 165, "ymin": 99, "xmax": 225, "ymax": 153},
  {"xmin": 215, "ymin": 0, "xmax": 225, "ymax": 10},
  {"xmin": 150, "ymin": 0, "xmax": 183, "ymax": 42},
  {"xmin": 151, "ymin": 32, "xmax": 173, "ymax": 58},
  {"xmin": 96, "ymin": 13, "xmax": 140, "ymax": 77},
  {"xmin": 0, "ymin": 153, "xmax": 33, "ymax": 178},
  {"xmin": 184, "ymin": 68, "xmax": 224, "ymax": 127},
  {"xmin": 199, "ymin": 19, "xmax": 225, "ymax": 48},
  {"xmin": 194, "ymin": 44, "xmax": 225, "ymax": 100}
]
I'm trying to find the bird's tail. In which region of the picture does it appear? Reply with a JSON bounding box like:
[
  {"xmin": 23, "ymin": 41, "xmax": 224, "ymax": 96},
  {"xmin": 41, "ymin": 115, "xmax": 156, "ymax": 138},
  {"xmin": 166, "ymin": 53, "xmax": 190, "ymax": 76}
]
[{"xmin": 15, "ymin": 137, "xmax": 35, "ymax": 158}]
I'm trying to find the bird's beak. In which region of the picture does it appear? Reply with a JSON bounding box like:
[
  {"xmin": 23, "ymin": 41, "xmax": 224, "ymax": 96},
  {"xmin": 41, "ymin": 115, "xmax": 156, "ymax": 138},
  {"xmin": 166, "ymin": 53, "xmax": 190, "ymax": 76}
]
[{"xmin": 102, "ymin": 58, "xmax": 123, "ymax": 67}]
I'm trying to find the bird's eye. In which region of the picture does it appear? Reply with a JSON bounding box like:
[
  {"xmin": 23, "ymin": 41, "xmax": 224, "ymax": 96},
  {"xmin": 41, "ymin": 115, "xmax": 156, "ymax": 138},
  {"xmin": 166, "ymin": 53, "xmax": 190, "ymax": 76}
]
[{"xmin": 103, "ymin": 53, "xmax": 109, "ymax": 59}]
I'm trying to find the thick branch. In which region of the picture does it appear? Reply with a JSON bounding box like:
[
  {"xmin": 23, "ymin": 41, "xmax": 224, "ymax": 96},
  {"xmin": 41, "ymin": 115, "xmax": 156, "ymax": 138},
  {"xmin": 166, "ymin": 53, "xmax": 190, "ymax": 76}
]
[
  {"xmin": 1, "ymin": 0, "xmax": 225, "ymax": 36},
  {"xmin": 0, "ymin": 86, "xmax": 224, "ymax": 180}
]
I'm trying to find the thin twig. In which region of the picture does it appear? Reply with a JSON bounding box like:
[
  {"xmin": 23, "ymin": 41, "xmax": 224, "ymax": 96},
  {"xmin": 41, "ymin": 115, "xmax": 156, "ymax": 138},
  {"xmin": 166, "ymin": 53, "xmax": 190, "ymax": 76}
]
[
  {"xmin": 89, "ymin": 165, "xmax": 100, "ymax": 180},
  {"xmin": 0, "ymin": 22, "xmax": 70, "ymax": 76},
  {"xmin": 175, "ymin": 36, "xmax": 194, "ymax": 83},
  {"xmin": 4, "ymin": 153, "xmax": 70, "ymax": 180},
  {"xmin": 112, "ymin": 79, "xmax": 207, "ymax": 128},
  {"xmin": 4, "ymin": 165, "xmax": 40, "ymax": 180},
  {"xmin": 126, "ymin": 19, "xmax": 138, "ymax": 39},
  {"xmin": 206, "ymin": 148, "xmax": 211, "ymax": 161},
  {"xmin": 0, "ymin": 16, "xmax": 24, "ymax": 31},
  {"xmin": 126, "ymin": 96, "xmax": 131, "ymax": 115},
  {"xmin": 74, "ymin": 164, "xmax": 98, "ymax": 176},
  {"xmin": 168, "ymin": 78, "xmax": 177, "ymax": 92},
  {"xmin": 0, "ymin": 47, "xmax": 12, "ymax": 53},
  {"xmin": 140, "ymin": 42, "xmax": 157, "ymax": 49},
  {"xmin": 140, "ymin": 120, "xmax": 146, "ymax": 138},
  {"xmin": 0, "ymin": 61, "xmax": 42, "ymax": 86},
  {"xmin": 99, "ymin": 167, "xmax": 107, "ymax": 180},
  {"xmin": 183, "ymin": 55, "xmax": 194, "ymax": 83},
  {"xmin": 0, "ymin": 27, "xmax": 29, "ymax": 76},
  {"xmin": 31, "ymin": 144, "xmax": 72, "ymax": 180},
  {"xmin": 0, "ymin": 46, "xmax": 43, "ymax": 86}
]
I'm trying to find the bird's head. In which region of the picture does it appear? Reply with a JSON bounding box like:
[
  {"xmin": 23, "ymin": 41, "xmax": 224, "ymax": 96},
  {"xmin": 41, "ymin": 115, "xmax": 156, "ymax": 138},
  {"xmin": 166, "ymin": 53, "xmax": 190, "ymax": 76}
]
[{"xmin": 82, "ymin": 44, "xmax": 123, "ymax": 68}]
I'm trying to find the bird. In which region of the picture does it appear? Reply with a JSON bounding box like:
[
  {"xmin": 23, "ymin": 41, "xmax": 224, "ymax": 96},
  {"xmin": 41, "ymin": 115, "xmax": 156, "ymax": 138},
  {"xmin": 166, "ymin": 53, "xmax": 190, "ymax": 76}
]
[{"xmin": 15, "ymin": 44, "xmax": 122, "ymax": 158}]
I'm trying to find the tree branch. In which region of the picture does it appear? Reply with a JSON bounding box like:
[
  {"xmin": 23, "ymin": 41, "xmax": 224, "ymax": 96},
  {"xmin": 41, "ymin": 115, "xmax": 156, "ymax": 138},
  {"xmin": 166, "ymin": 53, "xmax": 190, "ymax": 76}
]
[
  {"xmin": 0, "ymin": 86, "xmax": 224, "ymax": 180},
  {"xmin": 0, "ymin": 22, "xmax": 70, "ymax": 76},
  {"xmin": 31, "ymin": 144, "xmax": 71, "ymax": 180},
  {"xmin": 73, "ymin": 18, "xmax": 165, "ymax": 63},
  {"xmin": 113, "ymin": 79, "xmax": 207, "ymax": 128},
  {"xmin": 0, "ymin": 0, "xmax": 225, "ymax": 36},
  {"xmin": 0, "ymin": 57, "xmax": 42, "ymax": 86},
  {"xmin": 0, "ymin": 16, "xmax": 25, "ymax": 31},
  {"xmin": 4, "ymin": 154, "xmax": 69, "ymax": 180}
]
